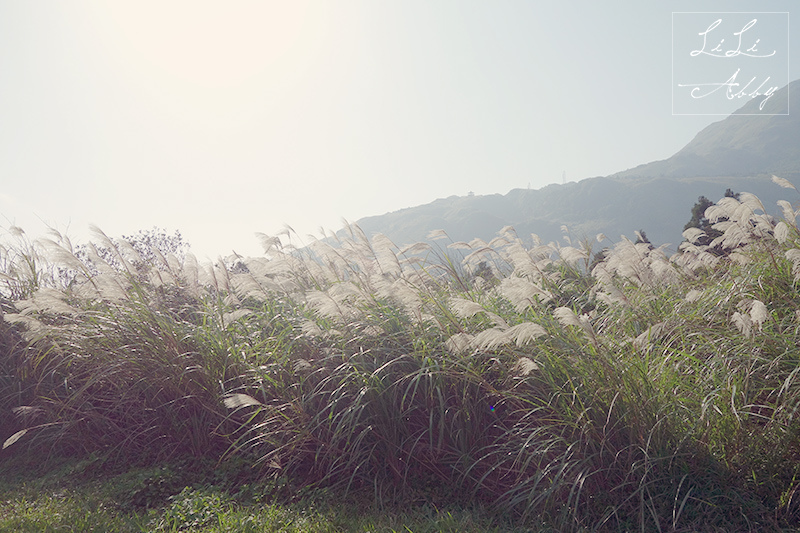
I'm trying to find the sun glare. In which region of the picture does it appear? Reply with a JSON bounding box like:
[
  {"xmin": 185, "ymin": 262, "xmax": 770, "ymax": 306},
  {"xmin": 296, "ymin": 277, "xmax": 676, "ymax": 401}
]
[
  {"xmin": 78, "ymin": 1, "xmax": 332, "ymax": 131},
  {"xmin": 92, "ymin": 2, "xmax": 323, "ymax": 88}
]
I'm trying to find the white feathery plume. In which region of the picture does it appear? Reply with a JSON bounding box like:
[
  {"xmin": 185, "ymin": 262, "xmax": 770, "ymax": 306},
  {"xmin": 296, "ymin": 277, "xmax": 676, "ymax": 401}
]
[
  {"xmin": 39, "ymin": 239, "xmax": 87, "ymax": 274},
  {"xmin": 731, "ymin": 311, "xmax": 752, "ymax": 337},
  {"xmin": 591, "ymin": 263, "xmax": 628, "ymax": 305},
  {"xmin": 602, "ymin": 238, "xmax": 650, "ymax": 286},
  {"xmin": 512, "ymin": 356, "xmax": 539, "ymax": 376},
  {"xmin": 468, "ymin": 238, "xmax": 489, "ymax": 249},
  {"xmin": 399, "ymin": 255, "xmax": 426, "ymax": 268},
  {"xmin": 2, "ymin": 313, "xmax": 48, "ymax": 338},
  {"xmin": 306, "ymin": 290, "xmax": 348, "ymax": 320},
  {"xmin": 705, "ymin": 198, "xmax": 736, "ymax": 225},
  {"xmin": 559, "ymin": 246, "xmax": 588, "ymax": 265},
  {"xmin": 16, "ymin": 287, "xmax": 78, "ymax": 316},
  {"xmin": 487, "ymin": 311, "xmax": 509, "ymax": 329},
  {"xmin": 531, "ymin": 243, "xmax": 557, "ymax": 260},
  {"xmin": 147, "ymin": 268, "xmax": 169, "ymax": 288},
  {"xmin": 739, "ymin": 192, "xmax": 766, "ymax": 214},
  {"xmin": 197, "ymin": 260, "xmax": 218, "ymax": 288},
  {"xmin": 554, "ymin": 306, "xmax": 594, "ymax": 336},
  {"xmin": 223, "ymin": 293, "xmax": 241, "ymax": 307},
  {"xmin": 499, "ymin": 276, "xmax": 551, "ymax": 312},
  {"xmin": 255, "ymin": 233, "xmax": 281, "ymax": 254},
  {"xmin": 167, "ymin": 253, "xmax": 181, "ymax": 274},
  {"xmin": 682, "ymin": 227, "xmax": 707, "ymax": 245},
  {"xmin": 363, "ymin": 325, "xmax": 386, "ymax": 337},
  {"xmin": 497, "ymin": 225, "xmax": 517, "ymax": 237},
  {"xmin": 399, "ymin": 242, "xmax": 431, "ymax": 256},
  {"xmin": 231, "ymin": 273, "xmax": 264, "ymax": 301},
  {"xmin": 731, "ymin": 203, "xmax": 761, "ymax": 229},
  {"xmin": 596, "ymin": 286, "xmax": 627, "ymax": 306},
  {"xmin": 787, "ymin": 248, "xmax": 800, "ymax": 281},
  {"xmin": 748, "ymin": 299, "xmax": 769, "ymax": 329},
  {"xmin": 328, "ymin": 281, "xmax": 362, "ymax": 301},
  {"xmin": 223, "ymin": 393, "xmax": 262, "ymax": 409},
  {"xmin": 117, "ymin": 238, "xmax": 144, "ymax": 269},
  {"xmin": 488, "ymin": 235, "xmax": 511, "ymax": 248},
  {"xmin": 258, "ymin": 256, "xmax": 295, "ymax": 277},
  {"xmin": 149, "ymin": 247, "xmax": 169, "ymax": 270},
  {"xmin": 728, "ymin": 251, "xmax": 753, "ymax": 265},
  {"xmin": 473, "ymin": 327, "xmax": 512, "ymax": 350},
  {"xmin": 775, "ymin": 222, "xmax": 791, "ymax": 244},
  {"xmin": 309, "ymin": 240, "xmax": 349, "ymax": 277},
  {"xmin": 650, "ymin": 259, "xmax": 679, "ymax": 285},
  {"xmin": 596, "ymin": 233, "xmax": 607, "ymax": 243},
  {"xmin": 554, "ymin": 306, "xmax": 582, "ymax": 328},
  {"xmin": 92, "ymin": 272, "xmax": 129, "ymax": 301},
  {"xmin": 732, "ymin": 299, "xmax": 769, "ymax": 336},
  {"xmin": 711, "ymin": 223, "xmax": 750, "ymax": 249},
  {"xmin": 685, "ymin": 289, "xmax": 703, "ymax": 302},
  {"xmin": 88, "ymin": 225, "xmax": 132, "ymax": 273},
  {"xmin": 427, "ymin": 229, "xmax": 449, "ymax": 241},
  {"xmin": 673, "ymin": 243, "xmax": 721, "ymax": 273},
  {"xmin": 378, "ymin": 279, "xmax": 422, "ymax": 312},
  {"xmin": 464, "ymin": 247, "xmax": 498, "ymax": 266},
  {"xmin": 506, "ymin": 242, "xmax": 541, "ymax": 280},
  {"xmin": 445, "ymin": 332, "xmax": 474, "ymax": 354},
  {"xmin": 450, "ymin": 297, "xmax": 487, "ymax": 319},
  {"xmin": 506, "ymin": 322, "xmax": 547, "ymax": 346},
  {"xmin": 772, "ymin": 175, "xmax": 797, "ymax": 190},
  {"xmin": 300, "ymin": 319, "xmax": 323, "ymax": 337},
  {"xmin": 372, "ymin": 233, "xmax": 401, "ymax": 277},
  {"xmin": 241, "ymin": 257, "xmax": 270, "ymax": 279},
  {"xmin": 401, "ymin": 266, "xmax": 433, "ymax": 288},
  {"xmin": 222, "ymin": 309, "xmax": 252, "ymax": 328},
  {"xmin": 293, "ymin": 359, "xmax": 312, "ymax": 372},
  {"xmin": 777, "ymin": 200, "xmax": 797, "ymax": 227},
  {"xmin": 183, "ymin": 253, "xmax": 201, "ymax": 298}
]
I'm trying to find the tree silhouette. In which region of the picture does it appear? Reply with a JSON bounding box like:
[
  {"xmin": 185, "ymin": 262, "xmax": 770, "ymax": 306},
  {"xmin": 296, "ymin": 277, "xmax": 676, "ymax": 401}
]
[{"xmin": 684, "ymin": 189, "xmax": 740, "ymax": 250}]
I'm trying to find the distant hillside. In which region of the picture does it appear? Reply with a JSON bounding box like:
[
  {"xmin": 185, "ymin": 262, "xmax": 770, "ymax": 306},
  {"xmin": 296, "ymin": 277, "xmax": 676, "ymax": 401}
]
[
  {"xmin": 354, "ymin": 175, "xmax": 796, "ymax": 253},
  {"xmin": 613, "ymin": 80, "xmax": 799, "ymax": 181},
  {"xmin": 350, "ymin": 80, "xmax": 800, "ymax": 252}
]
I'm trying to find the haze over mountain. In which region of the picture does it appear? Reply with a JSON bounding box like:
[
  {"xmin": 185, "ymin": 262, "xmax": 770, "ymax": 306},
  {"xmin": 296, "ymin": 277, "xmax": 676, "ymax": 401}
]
[
  {"xmin": 614, "ymin": 80, "xmax": 799, "ymax": 181},
  {"xmin": 349, "ymin": 80, "xmax": 799, "ymax": 253}
]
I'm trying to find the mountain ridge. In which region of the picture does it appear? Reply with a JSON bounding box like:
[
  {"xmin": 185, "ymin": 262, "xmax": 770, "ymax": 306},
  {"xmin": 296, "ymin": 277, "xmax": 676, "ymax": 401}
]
[{"xmin": 349, "ymin": 80, "xmax": 800, "ymax": 251}]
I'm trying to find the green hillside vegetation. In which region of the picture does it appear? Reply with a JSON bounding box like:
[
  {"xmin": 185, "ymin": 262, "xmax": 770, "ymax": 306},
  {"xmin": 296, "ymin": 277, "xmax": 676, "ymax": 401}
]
[{"xmin": 3, "ymin": 177, "xmax": 800, "ymax": 531}]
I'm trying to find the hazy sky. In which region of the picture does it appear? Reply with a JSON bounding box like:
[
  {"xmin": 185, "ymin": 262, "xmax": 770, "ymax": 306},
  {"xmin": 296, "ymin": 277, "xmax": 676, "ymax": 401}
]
[{"xmin": 1, "ymin": 1, "xmax": 796, "ymax": 258}]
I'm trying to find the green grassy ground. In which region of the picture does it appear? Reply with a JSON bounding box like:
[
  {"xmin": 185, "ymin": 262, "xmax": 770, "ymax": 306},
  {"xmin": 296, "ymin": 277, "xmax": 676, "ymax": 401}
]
[{"xmin": 0, "ymin": 454, "xmax": 536, "ymax": 532}]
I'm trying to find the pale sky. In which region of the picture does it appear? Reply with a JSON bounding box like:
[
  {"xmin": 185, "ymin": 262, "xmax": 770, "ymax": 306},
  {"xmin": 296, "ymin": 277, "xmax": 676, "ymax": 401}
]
[{"xmin": 0, "ymin": 1, "xmax": 796, "ymax": 258}]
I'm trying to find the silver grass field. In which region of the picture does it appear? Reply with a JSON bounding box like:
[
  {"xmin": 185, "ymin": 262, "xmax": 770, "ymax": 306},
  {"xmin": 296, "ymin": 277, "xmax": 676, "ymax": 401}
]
[{"xmin": 2, "ymin": 177, "xmax": 800, "ymax": 531}]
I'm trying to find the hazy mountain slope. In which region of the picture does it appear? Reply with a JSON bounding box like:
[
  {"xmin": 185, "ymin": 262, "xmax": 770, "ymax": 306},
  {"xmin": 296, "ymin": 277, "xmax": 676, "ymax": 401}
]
[
  {"xmin": 351, "ymin": 80, "xmax": 800, "ymax": 251},
  {"xmin": 355, "ymin": 175, "xmax": 796, "ymax": 252},
  {"xmin": 613, "ymin": 80, "xmax": 799, "ymax": 180}
]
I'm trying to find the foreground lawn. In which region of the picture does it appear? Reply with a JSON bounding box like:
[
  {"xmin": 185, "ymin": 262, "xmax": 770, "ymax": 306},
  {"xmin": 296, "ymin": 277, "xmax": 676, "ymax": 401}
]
[{"xmin": 0, "ymin": 454, "xmax": 537, "ymax": 533}]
